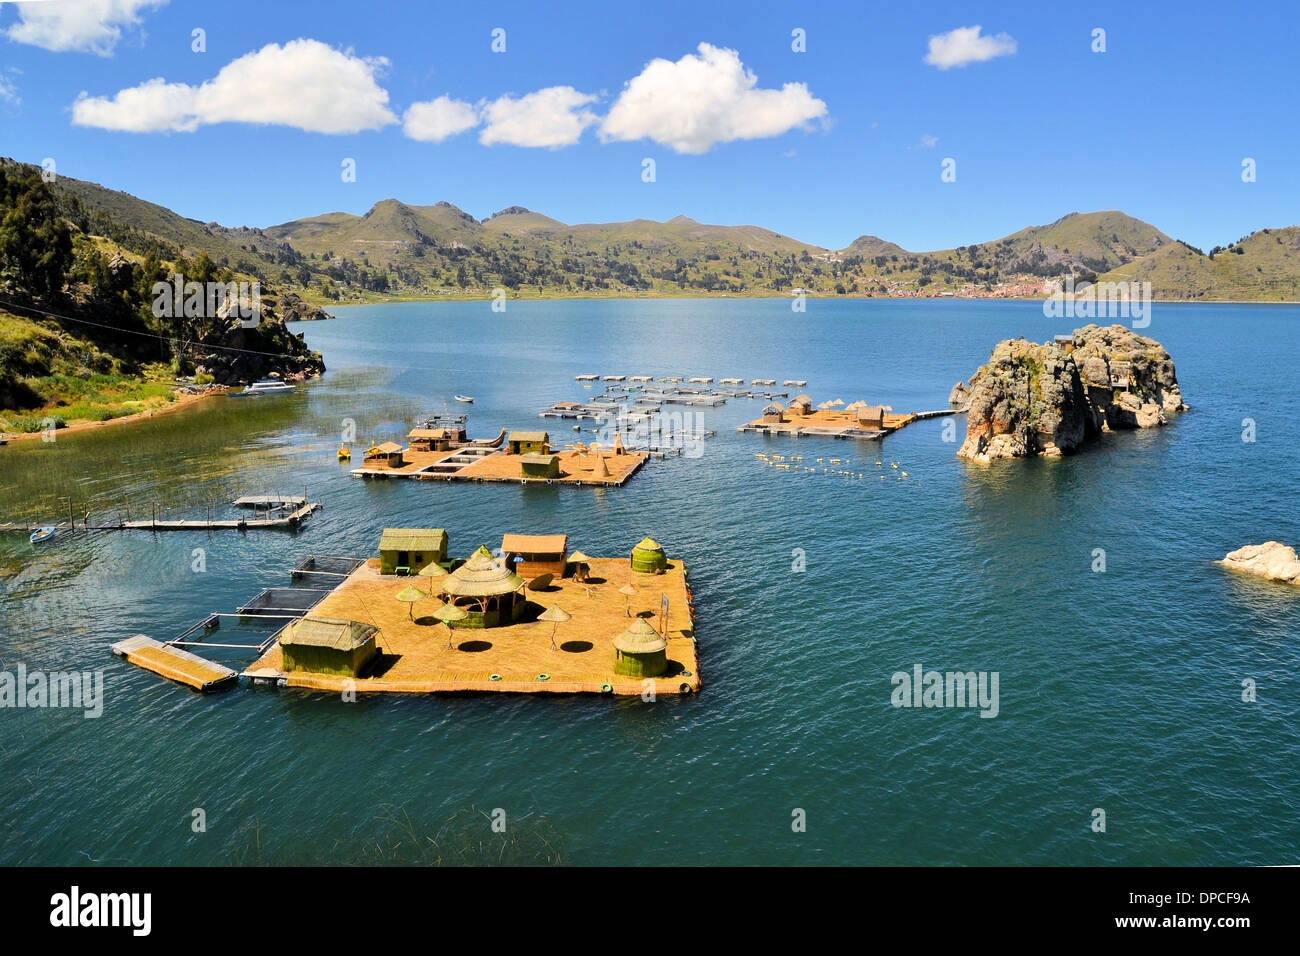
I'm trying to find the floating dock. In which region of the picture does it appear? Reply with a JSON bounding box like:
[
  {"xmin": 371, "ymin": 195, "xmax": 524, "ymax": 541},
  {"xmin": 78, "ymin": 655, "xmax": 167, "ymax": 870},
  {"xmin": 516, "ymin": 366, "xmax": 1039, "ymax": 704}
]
[
  {"xmin": 110, "ymin": 635, "xmax": 238, "ymax": 692},
  {"xmin": 0, "ymin": 499, "xmax": 321, "ymax": 534},
  {"xmin": 243, "ymin": 556, "xmax": 699, "ymax": 696}
]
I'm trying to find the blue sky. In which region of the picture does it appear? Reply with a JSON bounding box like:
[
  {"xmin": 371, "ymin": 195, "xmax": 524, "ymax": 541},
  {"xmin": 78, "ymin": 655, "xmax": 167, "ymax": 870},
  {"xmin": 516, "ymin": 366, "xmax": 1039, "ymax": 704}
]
[{"xmin": 2, "ymin": 0, "xmax": 1297, "ymax": 251}]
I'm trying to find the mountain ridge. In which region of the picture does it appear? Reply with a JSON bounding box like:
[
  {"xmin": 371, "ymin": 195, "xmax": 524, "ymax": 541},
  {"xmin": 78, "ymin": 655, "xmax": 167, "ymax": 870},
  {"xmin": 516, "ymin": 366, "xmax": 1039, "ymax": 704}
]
[{"xmin": 21, "ymin": 160, "xmax": 1300, "ymax": 303}]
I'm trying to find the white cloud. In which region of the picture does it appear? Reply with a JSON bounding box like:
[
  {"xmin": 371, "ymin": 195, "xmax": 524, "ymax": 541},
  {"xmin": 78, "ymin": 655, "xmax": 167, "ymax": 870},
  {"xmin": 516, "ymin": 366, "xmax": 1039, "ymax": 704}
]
[
  {"xmin": 923, "ymin": 25, "xmax": 1017, "ymax": 70},
  {"xmin": 403, "ymin": 95, "xmax": 478, "ymax": 142},
  {"xmin": 71, "ymin": 39, "xmax": 398, "ymax": 133},
  {"xmin": 0, "ymin": 76, "xmax": 18, "ymax": 106},
  {"xmin": 6, "ymin": 0, "xmax": 166, "ymax": 56},
  {"xmin": 599, "ymin": 43, "xmax": 827, "ymax": 154},
  {"xmin": 479, "ymin": 86, "xmax": 598, "ymax": 148},
  {"xmin": 919, "ymin": 134, "xmax": 939, "ymax": 148}
]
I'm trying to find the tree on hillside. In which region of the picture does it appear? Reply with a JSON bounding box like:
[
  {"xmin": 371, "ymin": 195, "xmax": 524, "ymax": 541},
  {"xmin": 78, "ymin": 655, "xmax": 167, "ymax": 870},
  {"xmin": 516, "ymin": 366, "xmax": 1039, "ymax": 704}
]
[{"xmin": 0, "ymin": 166, "xmax": 73, "ymax": 300}]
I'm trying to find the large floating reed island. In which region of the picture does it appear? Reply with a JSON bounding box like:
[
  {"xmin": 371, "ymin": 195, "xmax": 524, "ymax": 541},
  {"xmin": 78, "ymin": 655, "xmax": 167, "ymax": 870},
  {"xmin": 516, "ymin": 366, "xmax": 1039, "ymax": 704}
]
[
  {"xmin": 232, "ymin": 529, "xmax": 700, "ymax": 696},
  {"xmin": 349, "ymin": 425, "xmax": 647, "ymax": 487}
]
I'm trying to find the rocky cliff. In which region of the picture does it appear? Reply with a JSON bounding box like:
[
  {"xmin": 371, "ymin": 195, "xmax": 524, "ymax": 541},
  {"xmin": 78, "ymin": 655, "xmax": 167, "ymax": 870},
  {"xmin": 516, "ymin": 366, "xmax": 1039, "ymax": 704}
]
[
  {"xmin": 191, "ymin": 290, "xmax": 325, "ymax": 385},
  {"xmin": 957, "ymin": 324, "xmax": 1186, "ymax": 462}
]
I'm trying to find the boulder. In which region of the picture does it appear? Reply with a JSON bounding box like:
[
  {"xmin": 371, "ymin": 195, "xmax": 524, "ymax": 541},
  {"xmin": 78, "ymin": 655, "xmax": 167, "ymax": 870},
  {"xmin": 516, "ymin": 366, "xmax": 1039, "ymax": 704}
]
[{"xmin": 1219, "ymin": 542, "xmax": 1300, "ymax": 585}]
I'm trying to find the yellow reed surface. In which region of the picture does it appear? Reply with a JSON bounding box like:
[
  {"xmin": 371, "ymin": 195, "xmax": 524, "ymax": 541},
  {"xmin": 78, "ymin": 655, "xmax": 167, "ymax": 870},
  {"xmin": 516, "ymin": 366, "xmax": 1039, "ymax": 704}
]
[{"xmin": 245, "ymin": 558, "xmax": 699, "ymax": 696}]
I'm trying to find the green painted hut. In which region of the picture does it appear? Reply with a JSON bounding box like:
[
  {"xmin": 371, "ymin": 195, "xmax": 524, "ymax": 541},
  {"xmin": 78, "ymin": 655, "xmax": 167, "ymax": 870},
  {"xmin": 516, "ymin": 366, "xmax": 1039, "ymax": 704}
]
[
  {"xmin": 280, "ymin": 616, "xmax": 379, "ymax": 677},
  {"xmin": 613, "ymin": 618, "xmax": 668, "ymax": 678},
  {"xmin": 378, "ymin": 528, "xmax": 448, "ymax": 575},
  {"xmin": 630, "ymin": 536, "xmax": 668, "ymax": 574},
  {"xmin": 508, "ymin": 430, "xmax": 550, "ymax": 455},
  {"xmin": 439, "ymin": 545, "xmax": 526, "ymax": 628},
  {"xmin": 519, "ymin": 452, "xmax": 561, "ymax": 479}
]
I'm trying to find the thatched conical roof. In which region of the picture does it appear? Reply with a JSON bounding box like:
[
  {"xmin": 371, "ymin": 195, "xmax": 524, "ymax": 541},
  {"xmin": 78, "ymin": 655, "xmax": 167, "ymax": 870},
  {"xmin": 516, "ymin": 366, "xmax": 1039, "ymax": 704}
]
[
  {"xmin": 632, "ymin": 537, "xmax": 663, "ymax": 554},
  {"xmin": 441, "ymin": 545, "xmax": 525, "ymax": 597},
  {"xmin": 613, "ymin": 618, "xmax": 667, "ymax": 654}
]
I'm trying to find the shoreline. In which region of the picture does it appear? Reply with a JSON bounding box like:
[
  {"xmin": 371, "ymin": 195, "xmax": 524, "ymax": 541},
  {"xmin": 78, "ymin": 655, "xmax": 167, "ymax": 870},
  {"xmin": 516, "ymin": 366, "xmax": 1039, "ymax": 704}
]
[
  {"xmin": 1, "ymin": 388, "xmax": 226, "ymax": 444},
  {"xmin": 312, "ymin": 292, "xmax": 1300, "ymax": 309}
]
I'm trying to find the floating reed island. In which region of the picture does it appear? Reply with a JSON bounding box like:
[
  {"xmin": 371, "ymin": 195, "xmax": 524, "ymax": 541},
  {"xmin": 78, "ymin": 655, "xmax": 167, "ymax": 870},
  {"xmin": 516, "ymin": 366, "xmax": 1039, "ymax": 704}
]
[
  {"xmin": 737, "ymin": 394, "xmax": 952, "ymax": 441},
  {"xmin": 348, "ymin": 420, "xmax": 647, "ymax": 487},
  {"xmin": 112, "ymin": 532, "xmax": 699, "ymax": 695},
  {"xmin": 234, "ymin": 530, "xmax": 700, "ymax": 696}
]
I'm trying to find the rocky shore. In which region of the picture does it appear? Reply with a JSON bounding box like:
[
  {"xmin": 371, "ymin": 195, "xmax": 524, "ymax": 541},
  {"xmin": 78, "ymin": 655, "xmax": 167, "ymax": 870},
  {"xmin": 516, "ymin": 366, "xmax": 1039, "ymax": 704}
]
[
  {"xmin": 191, "ymin": 291, "xmax": 326, "ymax": 386},
  {"xmin": 956, "ymin": 324, "xmax": 1187, "ymax": 462},
  {"xmin": 1219, "ymin": 542, "xmax": 1300, "ymax": 586}
]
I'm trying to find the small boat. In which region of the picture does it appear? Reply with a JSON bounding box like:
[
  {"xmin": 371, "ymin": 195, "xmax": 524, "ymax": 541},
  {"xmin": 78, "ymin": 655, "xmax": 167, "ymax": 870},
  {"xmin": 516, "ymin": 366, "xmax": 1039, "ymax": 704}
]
[
  {"xmin": 228, "ymin": 378, "xmax": 295, "ymax": 397},
  {"xmin": 454, "ymin": 394, "xmax": 474, "ymax": 403},
  {"xmin": 30, "ymin": 526, "xmax": 56, "ymax": 544},
  {"xmin": 337, "ymin": 446, "xmax": 351, "ymax": 460}
]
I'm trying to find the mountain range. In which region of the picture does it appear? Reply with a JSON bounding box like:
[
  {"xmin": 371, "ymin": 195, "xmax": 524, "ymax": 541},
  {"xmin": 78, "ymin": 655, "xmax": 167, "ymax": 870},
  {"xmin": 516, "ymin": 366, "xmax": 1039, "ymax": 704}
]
[{"xmin": 45, "ymin": 164, "xmax": 1300, "ymax": 303}]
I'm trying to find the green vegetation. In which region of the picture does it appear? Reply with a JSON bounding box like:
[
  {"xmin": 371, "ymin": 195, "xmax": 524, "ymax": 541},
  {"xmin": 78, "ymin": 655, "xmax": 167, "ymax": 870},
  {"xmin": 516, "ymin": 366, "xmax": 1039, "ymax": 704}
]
[
  {"xmin": 0, "ymin": 159, "xmax": 323, "ymax": 425},
  {"xmin": 1094, "ymin": 227, "xmax": 1300, "ymax": 301}
]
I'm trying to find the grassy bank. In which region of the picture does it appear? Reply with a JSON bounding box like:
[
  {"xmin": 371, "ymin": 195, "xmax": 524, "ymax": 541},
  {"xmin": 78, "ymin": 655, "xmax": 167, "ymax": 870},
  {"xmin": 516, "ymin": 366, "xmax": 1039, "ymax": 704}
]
[{"xmin": 0, "ymin": 309, "xmax": 182, "ymax": 434}]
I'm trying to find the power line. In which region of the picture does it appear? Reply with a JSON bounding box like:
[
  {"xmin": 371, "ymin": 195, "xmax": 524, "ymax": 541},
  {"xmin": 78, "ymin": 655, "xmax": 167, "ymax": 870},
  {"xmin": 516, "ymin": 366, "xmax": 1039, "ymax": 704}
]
[{"xmin": 0, "ymin": 296, "xmax": 317, "ymax": 361}]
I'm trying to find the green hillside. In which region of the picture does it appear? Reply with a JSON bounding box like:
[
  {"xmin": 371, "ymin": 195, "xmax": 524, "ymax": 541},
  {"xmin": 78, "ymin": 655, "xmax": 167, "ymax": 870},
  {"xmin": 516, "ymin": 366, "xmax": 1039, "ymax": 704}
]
[
  {"xmin": 21, "ymin": 158, "xmax": 1300, "ymax": 303},
  {"xmin": 1095, "ymin": 227, "xmax": 1300, "ymax": 301}
]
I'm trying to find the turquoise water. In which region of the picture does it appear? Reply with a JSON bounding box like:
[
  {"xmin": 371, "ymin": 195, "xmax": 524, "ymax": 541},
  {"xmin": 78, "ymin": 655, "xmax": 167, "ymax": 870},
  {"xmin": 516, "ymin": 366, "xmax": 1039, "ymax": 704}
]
[{"xmin": 1, "ymin": 298, "xmax": 1297, "ymax": 865}]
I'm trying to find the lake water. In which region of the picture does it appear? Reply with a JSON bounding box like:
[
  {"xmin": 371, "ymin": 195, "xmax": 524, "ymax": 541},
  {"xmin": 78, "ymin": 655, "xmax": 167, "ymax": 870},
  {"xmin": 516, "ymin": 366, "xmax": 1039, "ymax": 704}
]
[{"xmin": 1, "ymin": 298, "xmax": 1297, "ymax": 865}]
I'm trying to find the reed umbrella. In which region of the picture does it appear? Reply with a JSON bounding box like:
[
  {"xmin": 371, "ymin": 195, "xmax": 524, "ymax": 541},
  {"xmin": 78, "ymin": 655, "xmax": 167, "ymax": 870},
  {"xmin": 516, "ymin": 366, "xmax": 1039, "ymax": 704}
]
[
  {"xmin": 433, "ymin": 601, "xmax": 469, "ymax": 648},
  {"xmin": 395, "ymin": 584, "xmax": 429, "ymax": 621},
  {"xmin": 537, "ymin": 604, "xmax": 572, "ymax": 650},
  {"xmin": 619, "ymin": 583, "xmax": 637, "ymax": 617},
  {"xmin": 418, "ymin": 561, "xmax": 448, "ymax": 597}
]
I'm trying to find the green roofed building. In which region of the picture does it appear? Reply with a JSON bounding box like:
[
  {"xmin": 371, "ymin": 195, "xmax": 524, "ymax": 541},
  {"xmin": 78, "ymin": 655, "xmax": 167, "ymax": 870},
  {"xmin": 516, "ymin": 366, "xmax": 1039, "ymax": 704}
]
[
  {"xmin": 519, "ymin": 452, "xmax": 561, "ymax": 479},
  {"xmin": 630, "ymin": 536, "xmax": 668, "ymax": 574},
  {"xmin": 613, "ymin": 618, "xmax": 669, "ymax": 677},
  {"xmin": 280, "ymin": 616, "xmax": 379, "ymax": 677},
  {"xmin": 378, "ymin": 528, "xmax": 449, "ymax": 575},
  {"xmin": 508, "ymin": 431, "xmax": 550, "ymax": 455}
]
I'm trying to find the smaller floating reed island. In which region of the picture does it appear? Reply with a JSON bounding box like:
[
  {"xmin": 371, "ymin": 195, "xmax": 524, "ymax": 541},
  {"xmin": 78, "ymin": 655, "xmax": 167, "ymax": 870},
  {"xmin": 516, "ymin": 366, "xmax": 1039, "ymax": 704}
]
[
  {"xmin": 349, "ymin": 422, "xmax": 647, "ymax": 487},
  {"xmin": 738, "ymin": 394, "xmax": 945, "ymax": 441},
  {"xmin": 236, "ymin": 530, "xmax": 699, "ymax": 696}
]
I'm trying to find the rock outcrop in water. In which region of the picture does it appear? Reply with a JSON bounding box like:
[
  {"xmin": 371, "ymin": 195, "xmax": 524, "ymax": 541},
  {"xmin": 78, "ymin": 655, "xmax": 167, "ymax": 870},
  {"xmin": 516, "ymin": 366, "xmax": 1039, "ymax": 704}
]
[
  {"xmin": 278, "ymin": 290, "xmax": 333, "ymax": 322},
  {"xmin": 1220, "ymin": 542, "xmax": 1300, "ymax": 585},
  {"xmin": 957, "ymin": 324, "xmax": 1187, "ymax": 462}
]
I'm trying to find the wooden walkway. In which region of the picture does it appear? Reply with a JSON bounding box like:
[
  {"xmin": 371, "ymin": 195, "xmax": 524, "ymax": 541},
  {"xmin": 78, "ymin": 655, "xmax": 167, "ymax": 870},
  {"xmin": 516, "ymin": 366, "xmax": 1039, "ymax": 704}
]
[
  {"xmin": 0, "ymin": 501, "xmax": 320, "ymax": 534},
  {"xmin": 110, "ymin": 635, "xmax": 238, "ymax": 692}
]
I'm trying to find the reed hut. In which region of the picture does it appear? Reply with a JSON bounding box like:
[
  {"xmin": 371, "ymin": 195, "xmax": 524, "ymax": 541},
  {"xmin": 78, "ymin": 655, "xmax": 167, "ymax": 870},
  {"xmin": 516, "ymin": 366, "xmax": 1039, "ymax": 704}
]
[
  {"xmin": 407, "ymin": 427, "xmax": 453, "ymax": 452},
  {"xmin": 761, "ymin": 402, "xmax": 786, "ymax": 424},
  {"xmin": 630, "ymin": 537, "xmax": 668, "ymax": 574},
  {"xmin": 519, "ymin": 452, "xmax": 561, "ymax": 479},
  {"xmin": 365, "ymin": 441, "xmax": 405, "ymax": 467},
  {"xmin": 788, "ymin": 394, "xmax": 813, "ymax": 416},
  {"xmin": 613, "ymin": 618, "xmax": 668, "ymax": 677},
  {"xmin": 280, "ymin": 616, "xmax": 379, "ymax": 677},
  {"xmin": 501, "ymin": 533, "xmax": 569, "ymax": 578},
  {"xmin": 508, "ymin": 430, "xmax": 550, "ymax": 455},
  {"xmin": 378, "ymin": 528, "xmax": 448, "ymax": 575},
  {"xmin": 856, "ymin": 404, "xmax": 887, "ymax": 429},
  {"xmin": 439, "ymin": 545, "xmax": 526, "ymax": 628}
]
